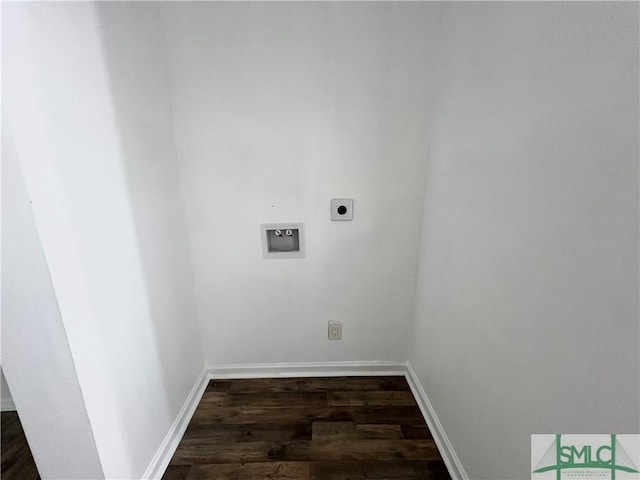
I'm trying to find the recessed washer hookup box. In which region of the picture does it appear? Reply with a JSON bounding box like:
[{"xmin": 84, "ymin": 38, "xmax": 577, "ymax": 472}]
[{"xmin": 260, "ymin": 223, "xmax": 305, "ymax": 259}]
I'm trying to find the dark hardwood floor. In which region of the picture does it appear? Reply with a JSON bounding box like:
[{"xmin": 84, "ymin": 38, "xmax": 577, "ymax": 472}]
[
  {"xmin": 1, "ymin": 411, "xmax": 40, "ymax": 480},
  {"xmin": 163, "ymin": 376, "xmax": 451, "ymax": 480}
]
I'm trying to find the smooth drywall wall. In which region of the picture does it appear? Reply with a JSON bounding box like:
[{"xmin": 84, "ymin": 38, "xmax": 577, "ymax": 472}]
[
  {"xmin": 1, "ymin": 368, "xmax": 15, "ymax": 411},
  {"xmin": 408, "ymin": 3, "xmax": 639, "ymax": 479},
  {"xmin": 3, "ymin": 3, "xmax": 203, "ymax": 477},
  {"xmin": 161, "ymin": 2, "xmax": 439, "ymax": 364},
  {"xmin": 96, "ymin": 2, "xmax": 204, "ymax": 418},
  {"xmin": 2, "ymin": 126, "xmax": 104, "ymax": 478}
]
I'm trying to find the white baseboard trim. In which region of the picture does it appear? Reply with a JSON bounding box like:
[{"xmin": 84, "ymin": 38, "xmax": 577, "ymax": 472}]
[
  {"xmin": 1, "ymin": 399, "xmax": 16, "ymax": 411},
  {"xmin": 207, "ymin": 360, "xmax": 407, "ymax": 379},
  {"xmin": 142, "ymin": 367, "xmax": 209, "ymax": 480},
  {"xmin": 145, "ymin": 361, "xmax": 467, "ymax": 480},
  {"xmin": 405, "ymin": 362, "xmax": 469, "ymax": 480}
]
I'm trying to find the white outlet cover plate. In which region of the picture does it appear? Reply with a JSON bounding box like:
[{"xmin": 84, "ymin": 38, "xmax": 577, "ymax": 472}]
[
  {"xmin": 328, "ymin": 321, "xmax": 342, "ymax": 340},
  {"xmin": 331, "ymin": 199, "xmax": 353, "ymax": 221}
]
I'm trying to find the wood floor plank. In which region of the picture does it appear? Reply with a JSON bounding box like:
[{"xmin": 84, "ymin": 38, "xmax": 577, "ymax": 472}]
[
  {"xmin": 327, "ymin": 391, "xmax": 417, "ymax": 407},
  {"xmin": 1, "ymin": 412, "xmax": 40, "ymax": 480},
  {"xmin": 221, "ymin": 377, "xmax": 410, "ymax": 394},
  {"xmin": 183, "ymin": 423, "xmax": 312, "ymax": 443},
  {"xmin": 162, "ymin": 465, "xmax": 191, "ymax": 480},
  {"xmin": 185, "ymin": 462, "xmax": 310, "ymax": 480},
  {"xmin": 311, "ymin": 422, "xmax": 357, "ymax": 440},
  {"xmin": 163, "ymin": 376, "xmax": 451, "ymax": 480},
  {"xmin": 312, "ymin": 422, "xmax": 403, "ymax": 441},
  {"xmin": 223, "ymin": 392, "xmax": 327, "ymax": 407},
  {"xmin": 196, "ymin": 391, "xmax": 227, "ymax": 407},
  {"xmin": 308, "ymin": 439, "xmax": 442, "ymax": 462},
  {"xmin": 401, "ymin": 424, "xmax": 435, "ymax": 439},
  {"xmin": 191, "ymin": 405, "xmax": 425, "ymax": 425},
  {"xmin": 205, "ymin": 380, "xmax": 234, "ymax": 393},
  {"xmin": 308, "ymin": 460, "xmax": 447, "ymax": 480},
  {"xmin": 355, "ymin": 424, "xmax": 404, "ymax": 439},
  {"xmin": 171, "ymin": 440, "xmax": 310, "ymax": 464},
  {"xmin": 171, "ymin": 438, "xmax": 441, "ymax": 464}
]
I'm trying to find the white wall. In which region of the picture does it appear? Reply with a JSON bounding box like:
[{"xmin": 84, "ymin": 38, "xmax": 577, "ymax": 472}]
[
  {"xmin": 96, "ymin": 2, "xmax": 204, "ymax": 419},
  {"xmin": 407, "ymin": 3, "xmax": 639, "ymax": 479},
  {"xmin": 3, "ymin": 3, "xmax": 203, "ymax": 478},
  {"xmin": 1, "ymin": 368, "xmax": 15, "ymax": 411},
  {"xmin": 161, "ymin": 2, "xmax": 439, "ymax": 365},
  {"xmin": 3, "ymin": 4, "xmax": 637, "ymax": 479},
  {"xmin": 2, "ymin": 126, "xmax": 104, "ymax": 478}
]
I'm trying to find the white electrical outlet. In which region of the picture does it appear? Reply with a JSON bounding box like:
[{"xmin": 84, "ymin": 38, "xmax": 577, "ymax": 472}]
[{"xmin": 328, "ymin": 321, "xmax": 342, "ymax": 340}]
